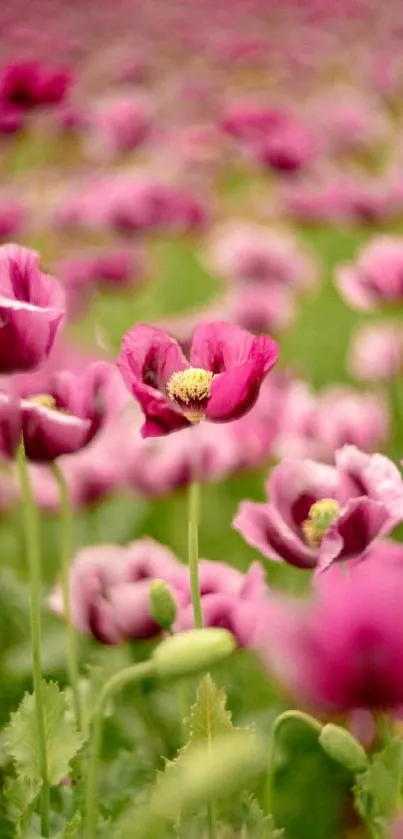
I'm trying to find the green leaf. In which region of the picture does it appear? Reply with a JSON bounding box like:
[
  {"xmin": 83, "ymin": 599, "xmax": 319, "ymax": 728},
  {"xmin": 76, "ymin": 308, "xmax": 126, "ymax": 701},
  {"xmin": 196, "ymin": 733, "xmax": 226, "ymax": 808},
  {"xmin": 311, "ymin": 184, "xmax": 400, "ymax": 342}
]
[
  {"xmin": 52, "ymin": 812, "xmax": 82, "ymax": 839},
  {"xmin": 4, "ymin": 774, "xmax": 41, "ymax": 823},
  {"xmin": 5, "ymin": 681, "xmax": 84, "ymax": 785},
  {"xmin": 240, "ymin": 796, "xmax": 284, "ymax": 838},
  {"xmin": 185, "ymin": 674, "xmax": 235, "ymax": 747},
  {"xmin": 354, "ymin": 741, "xmax": 403, "ymax": 837}
]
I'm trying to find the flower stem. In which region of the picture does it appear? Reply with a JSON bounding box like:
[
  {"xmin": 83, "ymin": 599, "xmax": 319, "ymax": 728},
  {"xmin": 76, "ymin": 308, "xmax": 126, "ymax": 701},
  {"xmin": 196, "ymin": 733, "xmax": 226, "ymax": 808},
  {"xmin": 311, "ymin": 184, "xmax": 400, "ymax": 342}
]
[
  {"xmin": 84, "ymin": 660, "xmax": 155, "ymax": 839},
  {"xmin": 187, "ymin": 481, "xmax": 216, "ymax": 835},
  {"xmin": 264, "ymin": 710, "xmax": 322, "ymax": 817},
  {"xmin": 52, "ymin": 462, "xmax": 83, "ymax": 735},
  {"xmin": 17, "ymin": 442, "xmax": 50, "ymax": 837},
  {"xmin": 188, "ymin": 481, "xmax": 203, "ymax": 628}
]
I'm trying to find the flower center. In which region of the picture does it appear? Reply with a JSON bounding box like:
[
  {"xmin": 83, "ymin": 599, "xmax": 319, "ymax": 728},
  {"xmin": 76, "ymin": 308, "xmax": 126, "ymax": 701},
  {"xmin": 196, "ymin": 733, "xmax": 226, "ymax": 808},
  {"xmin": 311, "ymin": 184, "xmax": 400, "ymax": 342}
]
[
  {"xmin": 28, "ymin": 394, "xmax": 58, "ymax": 410},
  {"xmin": 302, "ymin": 498, "xmax": 341, "ymax": 549},
  {"xmin": 28, "ymin": 394, "xmax": 70, "ymax": 415},
  {"xmin": 166, "ymin": 367, "xmax": 214, "ymax": 422}
]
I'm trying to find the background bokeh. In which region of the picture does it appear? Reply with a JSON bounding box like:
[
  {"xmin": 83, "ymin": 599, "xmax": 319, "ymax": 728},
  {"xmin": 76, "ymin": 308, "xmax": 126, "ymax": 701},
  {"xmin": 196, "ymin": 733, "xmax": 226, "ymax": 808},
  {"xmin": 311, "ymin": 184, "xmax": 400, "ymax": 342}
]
[{"xmin": 1, "ymin": 2, "xmax": 403, "ymax": 836}]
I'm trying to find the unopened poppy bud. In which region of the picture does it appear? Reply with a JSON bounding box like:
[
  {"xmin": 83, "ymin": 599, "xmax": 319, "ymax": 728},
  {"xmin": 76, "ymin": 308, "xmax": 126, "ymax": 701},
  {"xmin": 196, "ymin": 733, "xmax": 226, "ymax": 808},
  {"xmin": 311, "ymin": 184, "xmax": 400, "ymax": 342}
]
[
  {"xmin": 319, "ymin": 723, "xmax": 369, "ymax": 773},
  {"xmin": 152, "ymin": 628, "xmax": 236, "ymax": 679},
  {"xmin": 149, "ymin": 579, "xmax": 177, "ymax": 631}
]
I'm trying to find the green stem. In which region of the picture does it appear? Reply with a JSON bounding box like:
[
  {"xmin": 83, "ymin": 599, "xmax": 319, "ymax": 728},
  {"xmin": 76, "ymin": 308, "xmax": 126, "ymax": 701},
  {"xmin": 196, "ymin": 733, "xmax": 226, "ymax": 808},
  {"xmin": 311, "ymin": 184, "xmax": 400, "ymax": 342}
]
[
  {"xmin": 188, "ymin": 481, "xmax": 203, "ymax": 629},
  {"xmin": 207, "ymin": 801, "xmax": 217, "ymax": 839},
  {"xmin": 17, "ymin": 443, "xmax": 50, "ymax": 837},
  {"xmin": 51, "ymin": 463, "xmax": 83, "ymax": 735},
  {"xmin": 264, "ymin": 710, "xmax": 322, "ymax": 816},
  {"xmin": 84, "ymin": 660, "xmax": 155, "ymax": 839}
]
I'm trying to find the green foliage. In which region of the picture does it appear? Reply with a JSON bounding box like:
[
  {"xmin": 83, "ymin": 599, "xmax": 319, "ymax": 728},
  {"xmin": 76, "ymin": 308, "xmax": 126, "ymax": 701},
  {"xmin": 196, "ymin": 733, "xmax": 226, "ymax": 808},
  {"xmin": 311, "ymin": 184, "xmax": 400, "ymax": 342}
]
[
  {"xmin": 239, "ymin": 796, "xmax": 285, "ymax": 838},
  {"xmin": 183, "ymin": 674, "xmax": 235, "ymax": 745},
  {"xmin": 4, "ymin": 774, "xmax": 41, "ymax": 825},
  {"xmin": 354, "ymin": 741, "xmax": 403, "ymax": 838},
  {"xmin": 5, "ymin": 681, "xmax": 84, "ymax": 786}
]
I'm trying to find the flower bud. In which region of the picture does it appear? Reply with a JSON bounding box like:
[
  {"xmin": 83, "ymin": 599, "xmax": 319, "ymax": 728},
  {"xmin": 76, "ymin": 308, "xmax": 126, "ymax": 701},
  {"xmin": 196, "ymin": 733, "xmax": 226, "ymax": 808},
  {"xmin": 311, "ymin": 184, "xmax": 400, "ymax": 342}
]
[
  {"xmin": 152, "ymin": 628, "xmax": 236, "ymax": 679},
  {"xmin": 149, "ymin": 579, "xmax": 178, "ymax": 631},
  {"xmin": 319, "ymin": 723, "xmax": 369, "ymax": 773}
]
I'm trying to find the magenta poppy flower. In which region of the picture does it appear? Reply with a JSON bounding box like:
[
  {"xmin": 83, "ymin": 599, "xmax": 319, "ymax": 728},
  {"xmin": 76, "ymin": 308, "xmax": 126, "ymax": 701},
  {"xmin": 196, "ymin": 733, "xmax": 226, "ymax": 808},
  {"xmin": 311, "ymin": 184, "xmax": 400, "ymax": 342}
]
[
  {"xmin": 254, "ymin": 540, "xmax": 403, "ymax": 712},
  {"xmin": 234, "ymin": 445, "xmax": 403, "ymax": 571},
  {"xmin": 0, "ymin": 61, "xmax": 70, "ymax": 110},
  {"xmin": 50, "ymin": 538, "xmax": 185, "ymax": 644},
  {"xmin": 117, "ymin": 320, "xmax": 278, "ymax": 438},
  {"xmin": 0, "ymin": 245, "xmax": 65, "ymax": 374},
  {"xmin": 16, "ymin": 362, "xmax": 113, "ymax": 463}
]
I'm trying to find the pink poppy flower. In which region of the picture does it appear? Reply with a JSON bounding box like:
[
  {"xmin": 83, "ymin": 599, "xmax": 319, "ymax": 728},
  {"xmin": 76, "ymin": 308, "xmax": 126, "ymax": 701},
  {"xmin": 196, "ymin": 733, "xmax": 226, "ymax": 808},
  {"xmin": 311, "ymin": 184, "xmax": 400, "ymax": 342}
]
[
  {"xmin": 0, "ymin": 245, "xmax": 65, "ymax": 374},
  {"xmin": 50, "ymin": 538, "xmax": 185, "ymax": 644},
  {"xmin": 234, "ymin": 446, "xmax": 403, "ymax": 571},
  {"xmin": 86, "ymin": 93, "xmax": 151, "ymax": 158},
  {"xmin": 337, "ymin": 236, "xmax": 403, "ymax": 310},
  {"xmin": 254, "ymin": 540, "xmax": 403, "ymax": 711},
  {"xmin": 175, "ymin": 561, "xmax": 268, "ymax": 646},
  {"xmin": 274, "ymin": 381, "xmax": 389, "ymax": 462},
  {"xmin": 206, "ymin": 221, "xmax": 313, "ymax": 290},
  {"xmin": 117, "ymin": 320, "xmax": 278, "ymax": 438},
  {"xmin": 349, "ymin": 321, "xmax": 403, "ymax": 382},
  {"xmin": 2, "ymin": 362, "xmax": 115, "ymax": 463}
]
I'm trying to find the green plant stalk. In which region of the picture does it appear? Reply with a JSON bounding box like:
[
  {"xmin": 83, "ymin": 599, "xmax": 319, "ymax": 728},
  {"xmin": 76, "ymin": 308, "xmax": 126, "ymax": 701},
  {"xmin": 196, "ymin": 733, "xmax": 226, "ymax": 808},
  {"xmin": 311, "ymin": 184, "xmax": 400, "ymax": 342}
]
[
  {"xmin": 17, "ymin": 443, "xmax": 50, "ymax": 837},
  {"xmin": 84, "ymin": 660, "xmax": 155, "ymax": 839},
  {"xmin": 188, "ymin": 481, "xmax": 216, "ymax": 836},
  {"xmin": 264, "ymin": 710, "xmax": 322, "ymax": 816},
  {"xmin": 188, "ymin": 481, "xmax": 203, "ymax": 629},
  {"xmin": 52, "ymin": 462, "xmax": 84, "ymax": 735}
]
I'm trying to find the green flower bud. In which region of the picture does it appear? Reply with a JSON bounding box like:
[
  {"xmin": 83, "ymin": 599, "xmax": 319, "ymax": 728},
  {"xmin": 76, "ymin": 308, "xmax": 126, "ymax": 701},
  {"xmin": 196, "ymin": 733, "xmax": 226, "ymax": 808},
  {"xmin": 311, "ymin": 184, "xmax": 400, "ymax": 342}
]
[
  {"xmin": 149, "ymin": 579, "xmax": 177, "ymax": 630},
  {"xmin": 152, "ymin": 628, "xmax": 236, "ymax": 679},
  {"xmin": 319, "ymin": 723, "xmax": 369, "ymax": 773}
]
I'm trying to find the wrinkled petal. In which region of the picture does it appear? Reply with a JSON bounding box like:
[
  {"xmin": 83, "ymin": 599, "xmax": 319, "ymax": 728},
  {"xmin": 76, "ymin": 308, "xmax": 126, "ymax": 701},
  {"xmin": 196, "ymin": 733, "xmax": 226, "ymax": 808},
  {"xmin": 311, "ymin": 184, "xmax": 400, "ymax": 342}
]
[
  {"xmin": 319, "ymin": 497, "xmax": 389, "ymax": 571},
  {"xmin": 132, "ymin": 381, "xmax": 191, "ymax": 438},
  {"xmin": 190, "ymin": 320, "xmax": 278, "ymax": 374},
  {"xmin": 336, "ymin": 445, "xmax": 403, "ymax": 521},
  {"xmin": 233, "ymin": 501, "xmax": 317, "ymax": 568},
  {"xmin": 21, "ymin": 401, "xmax": 92, "ymax": 462},
  {"xmin": 117, "ymin": 323, "xmax": 188, "ymax": 394},
  {"xmin": 0, "ymin": 306, "xmax": 64, "ymax": 374},
  {"xmin": 205, "ymin": 362, "xmax": 266, "ymax": 422},
  {"xmin": 268, "ymin": 458, "xmax": 338, "ymax": 534}
]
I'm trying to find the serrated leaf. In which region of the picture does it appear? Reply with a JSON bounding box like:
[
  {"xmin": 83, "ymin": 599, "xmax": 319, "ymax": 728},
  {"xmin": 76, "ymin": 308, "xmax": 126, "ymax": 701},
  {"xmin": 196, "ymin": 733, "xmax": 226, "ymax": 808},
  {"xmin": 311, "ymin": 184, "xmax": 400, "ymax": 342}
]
[
  {"xmin": 5, "ymin": 681, "xmax": 84, "ymax": 785},
  {"xmin": 185, "ymin": 674, "xmax": 235, "ymax": 747},
  {"xmin": 240, "ymin": 796, "xmax": 284, "ymax": 839},
  {"xmin": 4, "ymin": 775, "xmax": 41, "ymax": 822},
  {"xmin": 52, "ymin": 812, "xmax": 82, "ymax": 839},
  {"xmin": 354, "ymin": 741, "xmax": 403, "ymax": 836}
]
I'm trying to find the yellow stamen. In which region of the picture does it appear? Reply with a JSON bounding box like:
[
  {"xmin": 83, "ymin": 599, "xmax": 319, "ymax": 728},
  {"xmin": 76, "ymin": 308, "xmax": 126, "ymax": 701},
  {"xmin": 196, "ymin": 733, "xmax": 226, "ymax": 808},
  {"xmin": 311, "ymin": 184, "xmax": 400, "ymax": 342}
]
[
  {"xmin": 28, "ymin": 394, "xmax": 57, "ymax": 410},
  {"xmin": 302, "ymin": 498, "xmax": 341, "ymax": 549},
  {"xmin": 166, "ymin": 367, "xmax": 214, "ymax": 422}
]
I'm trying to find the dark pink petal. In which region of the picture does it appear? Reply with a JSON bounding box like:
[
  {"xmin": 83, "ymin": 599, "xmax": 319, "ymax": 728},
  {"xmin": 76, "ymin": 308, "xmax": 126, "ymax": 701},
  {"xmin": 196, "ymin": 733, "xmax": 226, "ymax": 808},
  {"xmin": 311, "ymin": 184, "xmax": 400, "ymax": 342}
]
[
  {"xmin": 0, "ymin": 392, "xmax": 21, "ymax": 458},
  {"xmin": 205, "ymin": 362, "xmax": 266, "ymax": 422},
  {"xmin": 87, "ymin": 600, "xmax": 121, "ymax": 645},
  {"xmin": 21, "ymin": 401, "xmax": 92, "ymax": 462},
  {"xmin": 0, "ymin": 306, "xmax": 64, "ymax": 374},
  {"xmin": 319, "ymin": 497, "xmax": 389, "ymax": 571},
  {"xmin": 268, "ymin": 458, "xmax": 338, "ymax": 534},
  {"xmin": 336, "ymin": 446, "xmax": 403, "ymax": 521},
  {"xmin": 190, "ymin": 320, "xmax": 278, "ymax": 374},
  {"xmin": 117, "ymin": 324, "xmax": 188, "ymax": 394},
  {"xmin": 233, "ymin": 501, "xmax": 317, "ymax": 568},
  {"xmin": 133, "ymin": 381, "xmax": 191, "ymax": 438}
]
